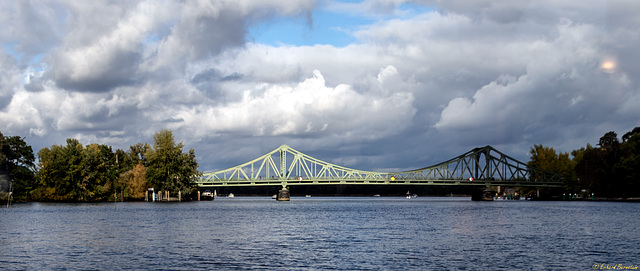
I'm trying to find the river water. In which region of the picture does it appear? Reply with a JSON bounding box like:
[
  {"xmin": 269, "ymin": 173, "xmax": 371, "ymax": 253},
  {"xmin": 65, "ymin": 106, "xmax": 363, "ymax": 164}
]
[{"xmin": 0, "ymin": 197, "xmax": 638, "ymax": 270}]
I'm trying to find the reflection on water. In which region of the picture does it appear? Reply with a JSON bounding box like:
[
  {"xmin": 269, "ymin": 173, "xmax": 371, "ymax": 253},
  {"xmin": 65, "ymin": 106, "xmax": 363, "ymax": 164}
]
[{"xmin": 0, "ymin": 198, "xmax": 638, "ymax": 270}]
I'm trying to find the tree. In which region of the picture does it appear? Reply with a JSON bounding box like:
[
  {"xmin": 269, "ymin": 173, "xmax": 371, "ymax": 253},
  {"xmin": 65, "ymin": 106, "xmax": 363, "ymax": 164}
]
[
  {"xmin": 616, "ymin": 127, "xmax": 640, "ymax": 197},
  {"xmin": 124, "ymin": 163, "xmax": 147, "ymax": 199},
  {"xmin": 571, "ymin": 130, "xmax": 640, "ymax": 197},
  {"xmin": 80, "ymin": 143, "xmax": 120, "ymax": 201},
  {"xmin": 572, "ymin": 144, "xmax": 602, "ymax": 194},
  {"xmin": 528, "ymin": 144, "xmax": 575, "ymax": 191},
  {"xmin": 599, "ymin": 131, "xmax": 620, "ymax": 151},
  {"xmin": 145, "ymin": 129, "xmax": 200, "ymax": 195},
  {"xmin": 0, "ymin": 133, "xmax": 36, "ymax": 201},
  {"xmin": 128, "ymin": 142, "xmax": 150, "ymax": 165},
  {"xmin": 0, "ymin": 131, "xmax": 5, "ymax": 164},
  {"xmin": 35, "ymin": 139, "xmax": 125, "ymax": 201}
]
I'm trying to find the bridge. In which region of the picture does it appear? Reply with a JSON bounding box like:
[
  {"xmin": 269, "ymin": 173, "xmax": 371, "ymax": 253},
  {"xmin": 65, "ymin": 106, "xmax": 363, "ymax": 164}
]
[{"xmin": 197, "ymin": 145, "xmax": 562, "ymax": 189}]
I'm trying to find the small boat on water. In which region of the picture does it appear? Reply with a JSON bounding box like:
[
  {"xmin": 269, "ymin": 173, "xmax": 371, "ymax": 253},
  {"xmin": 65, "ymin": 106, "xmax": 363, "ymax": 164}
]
[
  {"xmin": 200, "ymin": 190, "xmax": 214, "ymax": 201},
  {"xmin": 406, "ymin": 191, "xmax": 417, "ymax": 199},
  {"xmin": 228, "ymin": 193, "xmax": 235, "ymax": 198}
]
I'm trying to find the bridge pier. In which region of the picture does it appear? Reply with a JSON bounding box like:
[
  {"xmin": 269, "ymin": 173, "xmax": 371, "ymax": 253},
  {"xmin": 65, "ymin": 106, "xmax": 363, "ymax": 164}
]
[
  {"xmin": 277, "ymin": 185, "xmax": 290, "ymax": 201},
  {"xmin": 471, "ymin": 188, "xmax": 494, "ymax": 201}
]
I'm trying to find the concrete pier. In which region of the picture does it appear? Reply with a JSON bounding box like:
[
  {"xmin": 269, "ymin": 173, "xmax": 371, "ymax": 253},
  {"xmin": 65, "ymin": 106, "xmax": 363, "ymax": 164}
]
[
  {"xmin": 277, "ymin": 189, "xmax": 290, "ymax": 201},
  {"xmin": 472, "ymin": 189, "xmax": 494, "ymax": 201}
]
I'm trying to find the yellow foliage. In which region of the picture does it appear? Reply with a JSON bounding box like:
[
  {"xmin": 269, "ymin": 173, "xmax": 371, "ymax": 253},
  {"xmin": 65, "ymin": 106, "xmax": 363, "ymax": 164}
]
[{"xmin": 121, "ymin": 163, "xmax": 148, "ymax": 200}]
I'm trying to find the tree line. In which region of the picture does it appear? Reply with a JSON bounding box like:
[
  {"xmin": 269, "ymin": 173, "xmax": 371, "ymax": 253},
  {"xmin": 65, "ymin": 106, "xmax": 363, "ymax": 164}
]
[
  {"xmin": 0, "ymin": 129, "xmax": 200, "ymax": 202},
  {"xmin": 529, "ymin": 127, "xmax": 640, "ymax": 198},
  {"xmin": 2, "ymin": 127, "xmax": 639, "ymax": 202}
]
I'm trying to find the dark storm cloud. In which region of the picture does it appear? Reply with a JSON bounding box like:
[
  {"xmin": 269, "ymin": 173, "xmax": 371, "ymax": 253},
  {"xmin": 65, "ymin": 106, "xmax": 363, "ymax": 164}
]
[
  {"xmin": 53, "ymin": 50, "xmax": 142, "ymax": 92},
  {"xmin": 191, "ymin": 69, "xmax": 243, "ymax": 84}
]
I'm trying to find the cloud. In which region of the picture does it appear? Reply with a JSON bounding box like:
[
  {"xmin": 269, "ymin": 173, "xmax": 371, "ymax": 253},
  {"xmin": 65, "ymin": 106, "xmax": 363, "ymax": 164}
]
[
  {"xmin": 164, "ymin": 69, "xmax": 416, "ymax": 140},
  {"xmin": 51, "ymin": 1, "xmax": 169, "ymax": 92},
  {"xmin": 1, "ymin": 0, "xmax": 640, "ymax": 172}
]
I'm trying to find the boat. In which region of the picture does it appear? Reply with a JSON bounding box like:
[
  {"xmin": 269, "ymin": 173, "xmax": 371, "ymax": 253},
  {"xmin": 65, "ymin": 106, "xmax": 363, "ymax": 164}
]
[
  {"xmin": 228, "ymin": 193, "xmax": 235, "ymax": 198},
  {"xmin": 200, "ymin": 190, "xmax": 214, "ymax": 201},
  {"xmin": 305, "ymin": 195, "xmax": 311, "ymax": 197},
  {"xmin": 406, "ymin": 191, "xmax": 417, "ymax": 199}
]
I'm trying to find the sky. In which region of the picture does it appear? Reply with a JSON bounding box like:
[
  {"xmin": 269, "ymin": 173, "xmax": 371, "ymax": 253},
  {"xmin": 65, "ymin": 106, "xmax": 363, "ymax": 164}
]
[{"xmin": 1, "ymin": 0, "xmax": 639, "ymax": 173}]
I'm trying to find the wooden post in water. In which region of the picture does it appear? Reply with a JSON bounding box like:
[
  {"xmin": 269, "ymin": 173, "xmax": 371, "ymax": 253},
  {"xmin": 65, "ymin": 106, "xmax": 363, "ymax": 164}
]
[
  {"xmin": 145, "ymin": 191, "xmax": 148, "ymax": 202},
  {"xmin": 197, "ymin": 191, "xmax": 200, "ymax": 201},
  {"xmin": 178, "ymin": 191, "xmax": 181, "ymax": 202}
]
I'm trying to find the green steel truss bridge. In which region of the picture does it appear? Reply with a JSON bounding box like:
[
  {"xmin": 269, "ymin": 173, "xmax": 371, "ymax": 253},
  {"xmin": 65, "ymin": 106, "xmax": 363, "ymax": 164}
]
[{"xmin": 197, "ymin": 145, "xmax": 562, "ymax": 188}]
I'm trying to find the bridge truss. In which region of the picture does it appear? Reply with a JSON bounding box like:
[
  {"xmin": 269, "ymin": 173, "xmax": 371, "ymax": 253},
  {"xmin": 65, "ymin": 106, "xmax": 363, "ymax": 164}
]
[{"xmin": 197, "ymin": 145, "xmax": 562, "ymax": 188}]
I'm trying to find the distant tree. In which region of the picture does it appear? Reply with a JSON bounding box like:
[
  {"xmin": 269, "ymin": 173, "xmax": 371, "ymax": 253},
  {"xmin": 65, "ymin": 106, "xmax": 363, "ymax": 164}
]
[
  {"xmin": 572, "ymin": 144, "xmax": 602, "ymax": 194},
  {"xmin": 1, "ymin": 134, "xmax": 36, "ymax": 201},
  {"xmin": 130, "ymin": 163, "xmax": 148, "ymax": 199},
  {"xmin": 120, "ymin": 162, "xmax": 148, "ymax": 200},
  {"xmin": 145, "ymin": 129, "xmax": 200, "ymax": 195},
  {"xmin": 35, "ymin": 139, "xmax": 124, "ymax": 201},
  {"xmin": 598, "ymin": 131, "xmax": 620, "ymax": 151},
  {"xmin": 528, "ymin": 144, "xmax": 575, "ymax": 191},
  {"xmin": 128, "ymin": 142, "xmax": 150, "ymax": 165},
  {"xmin": 572, "ymin": 130, "xmax": 638, "ymax": 197},
  {"xmin": 622, "ymin": 127, "xmax": 640, "ymax": 142},
  {"xmin": 80, "ymin": 143, "xmax": 120, "ymax": 201},
  {"xmin": 616, "ymin": 127, "xmax": 640, "ymax": 197},
  {"xmin": 0, "ymin": 131, "xmax": 5, "ymax": 163},
  {"xmin": 35, "ymin": 139, "xmax": 84, "ymax": 200}
]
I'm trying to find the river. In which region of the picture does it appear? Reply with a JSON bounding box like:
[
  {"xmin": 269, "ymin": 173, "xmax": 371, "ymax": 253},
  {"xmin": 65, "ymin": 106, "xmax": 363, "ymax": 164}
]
[{"xmin": 1, "ymin": 197, "xmax": 638, "ymax": 270}]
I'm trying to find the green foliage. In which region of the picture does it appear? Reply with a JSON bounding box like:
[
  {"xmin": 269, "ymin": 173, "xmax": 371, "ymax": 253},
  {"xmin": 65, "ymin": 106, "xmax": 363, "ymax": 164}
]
[
  {"xmin": 33, "ymin": 129, "xmax": 200, "ymax": 202},
  {"xmin": 528, "ymin": 144, "xmax": 575, "ymax": 190},
  {"xmin": 527, "ymin": 128, "xmax": 640, "ymax": 198},
  {"xmin": 35, "ymin": 140, "xmax": 122, "ymax": 201},
  {"xmin": 145, "ymin": 129, "xmax": 201, "ymax": 195},
  {"xmin": 0, "ymin": 132, "xmax": 36, "ymax": 201},
  {"xmin": 569, "ymin": 128, "xmax": 640, "ymax": 197},
  {"xmin": 616, "ymin": 128, "xmax": 640, "ymax": 196}
]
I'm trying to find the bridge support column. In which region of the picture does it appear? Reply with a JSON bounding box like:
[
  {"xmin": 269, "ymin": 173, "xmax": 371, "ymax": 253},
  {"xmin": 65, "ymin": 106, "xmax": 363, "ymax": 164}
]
[
  {"xmin": 471, "ymin": 188, "xmax": 494, "ymax": 201},
  {"xmin": 277, "ymin": 185, "xmax": 290, "ymax": 201}
]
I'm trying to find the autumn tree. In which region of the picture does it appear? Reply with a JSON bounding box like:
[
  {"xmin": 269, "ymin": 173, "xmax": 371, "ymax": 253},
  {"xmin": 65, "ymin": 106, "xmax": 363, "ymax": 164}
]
[{"xmin": 120, "ymin": 163, "xmax": 148, "ymax": 200}]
